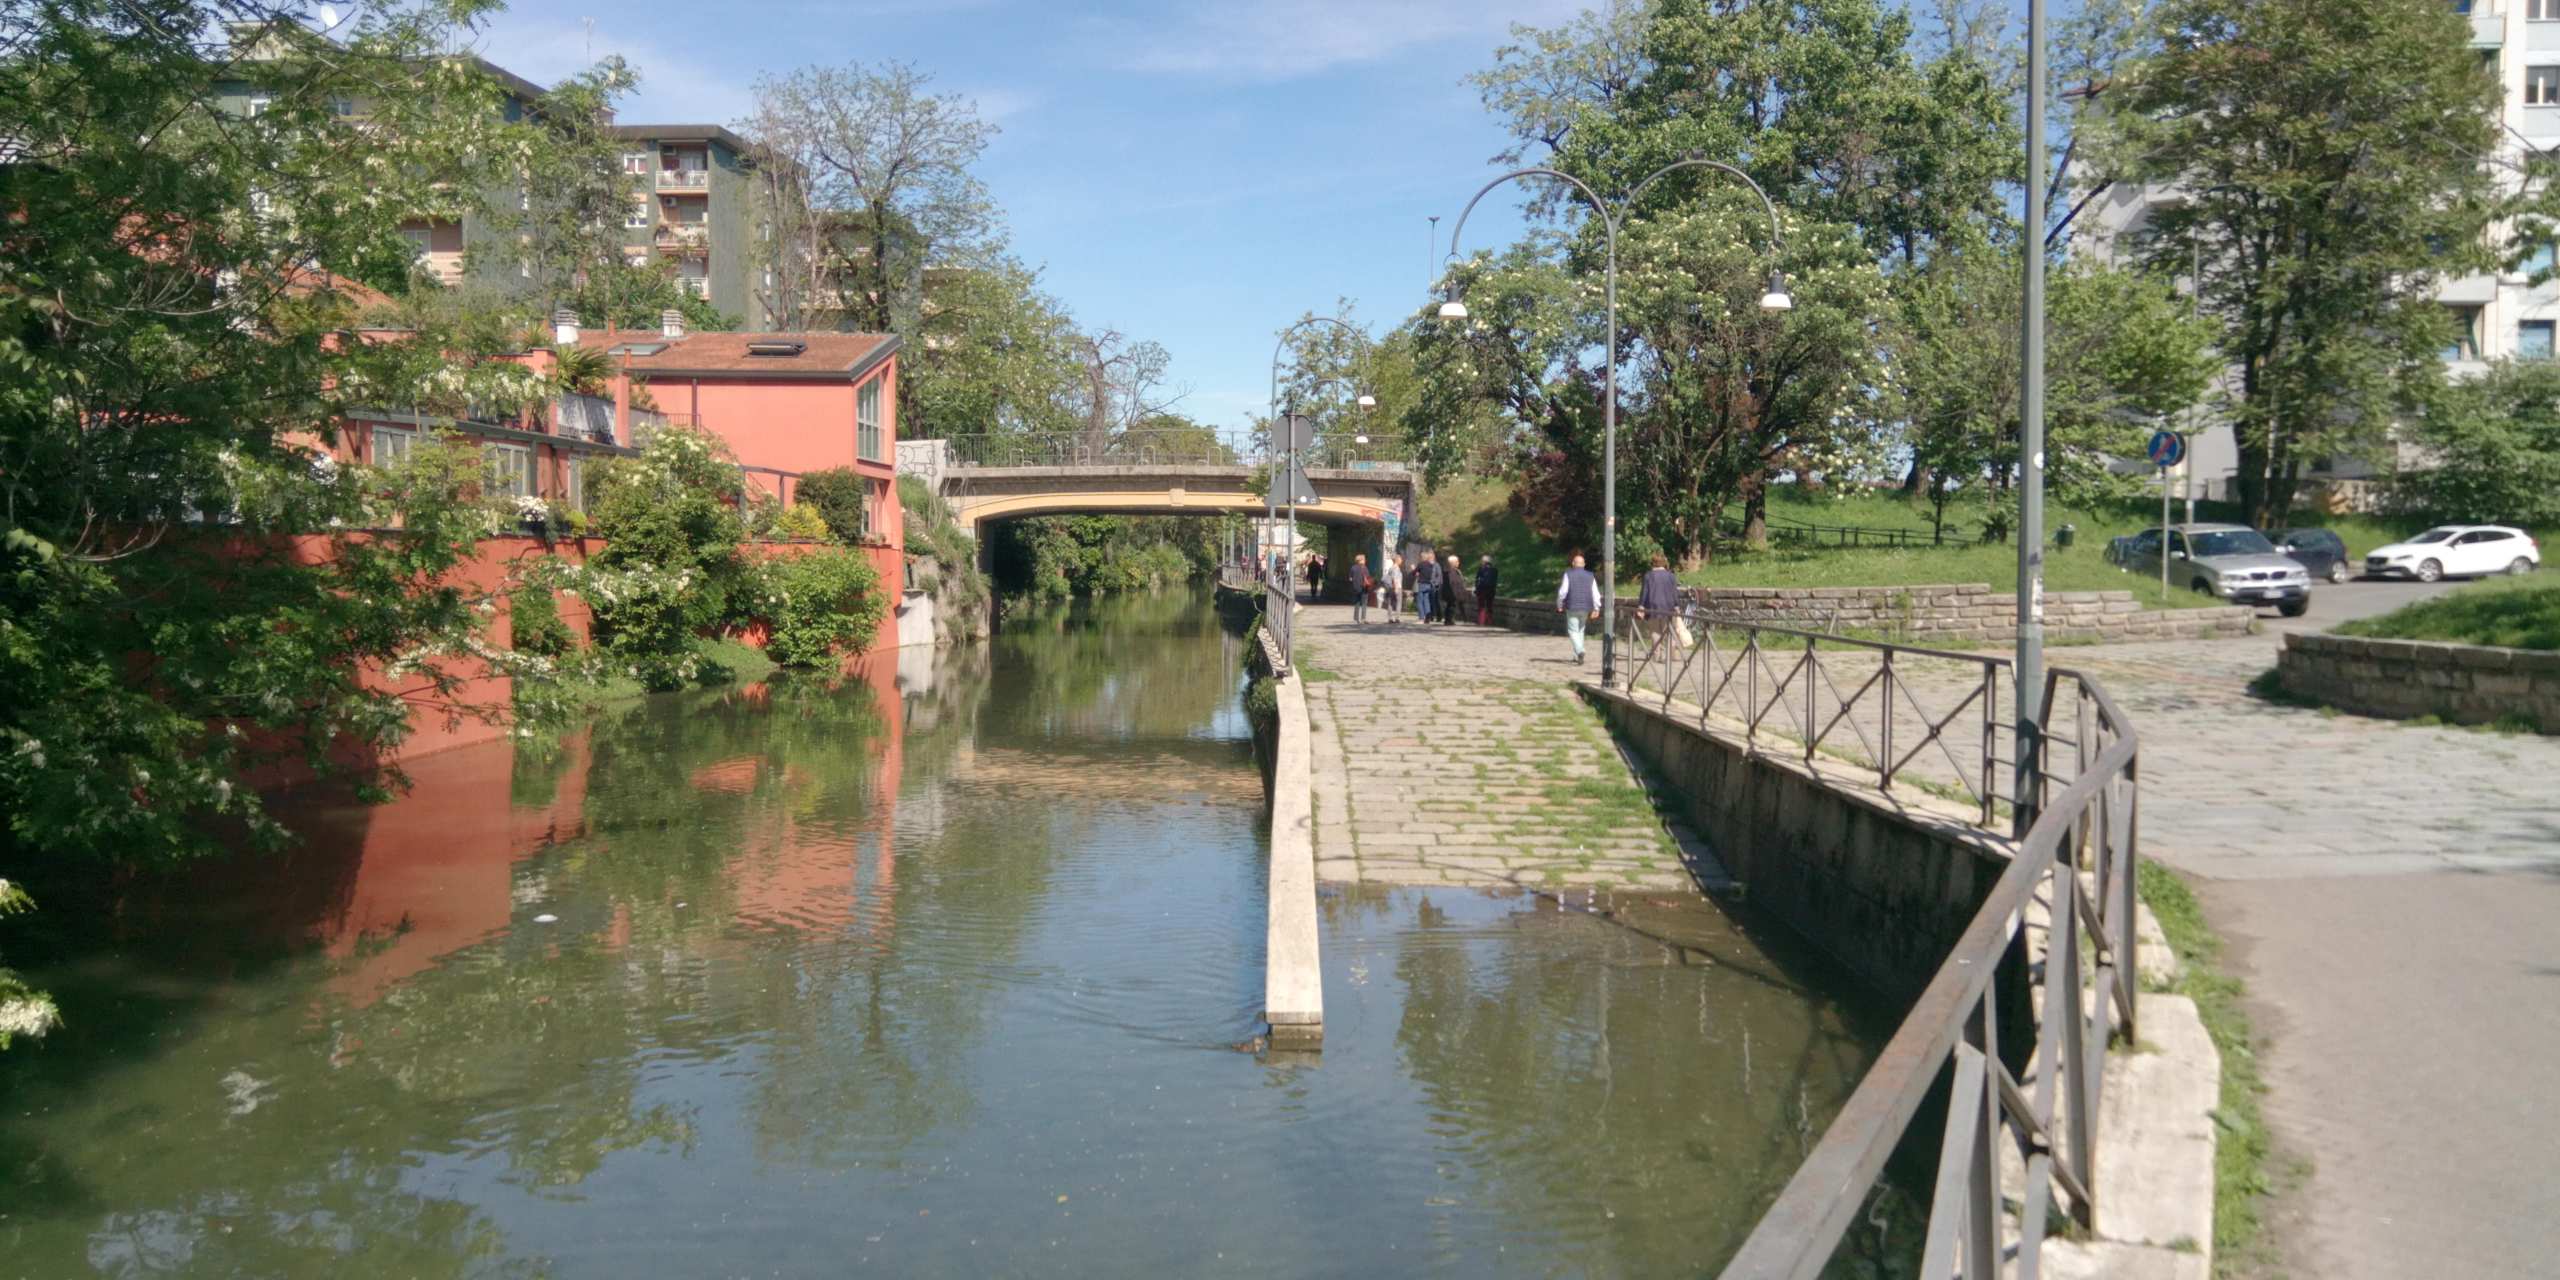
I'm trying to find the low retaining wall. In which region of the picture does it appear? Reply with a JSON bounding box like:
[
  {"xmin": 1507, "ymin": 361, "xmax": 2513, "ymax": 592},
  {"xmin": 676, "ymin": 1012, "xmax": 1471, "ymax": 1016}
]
[
  {"xmin": 2278, "ymin": 632, "xmax": 2560, "ymax": 731},
  {"xmin": 1487, "ymin": 583, "xmax": 2251, "ymax": 644},
  {"xmin": 1583, "ymin": 684, "xmax": 2018, "ymax": 1008},
  {"xmin": 1246, "ymin": 618, "xmax": 1324, "ymax": 1045}
]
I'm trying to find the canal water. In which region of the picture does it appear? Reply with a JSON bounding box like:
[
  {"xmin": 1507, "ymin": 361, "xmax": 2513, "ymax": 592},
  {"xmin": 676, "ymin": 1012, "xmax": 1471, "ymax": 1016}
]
[{"xmin": 1, "ymin": 593, "xmax": 1894, "ymax": 1277}]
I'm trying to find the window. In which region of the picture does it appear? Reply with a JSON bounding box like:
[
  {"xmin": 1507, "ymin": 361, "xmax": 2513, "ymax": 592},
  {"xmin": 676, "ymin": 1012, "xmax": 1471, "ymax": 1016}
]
[
  {"xmin": 2530, "ymin": 66, "xmax": 2560, "ymax": 104},
  {"xmin": 862, "ymin": 479, "xmax": 885, "ymax": 538},
  {"xmin": 398, "ymin": 226, "xmax": 432, "ymax": 262},
  {"xmin": 624, "ymin": 197, "xmax": 649, "ymax": 230},
  {"xmin": 562, "ymin": 457, "xmax": 587, "ymax": 512},
  {"xmin": 246, "ymin": 95, "xmax": 271, "ymax": 117},
  {"xmin": 2446, "ymin": 305, "xmax": 2482, "ymax": 361},
  {"xmin": 622, "ymin": 152, "xmax": 651, "ymax": 174},
  {"xmin": 2526, "ymin": 240, "xmax": 2557, "ymax": 278},
  {"xmin": 2522, "ymin": 319, "xmax": 2555, "ymax": 359},
  {"xmin": 857, "ymin": 378, "xmax": 885, "ymax": 461},
  {"xmin": 2535, "ymin": 0, "xmax": 2560, "ymax": 19},
  {"xmin": 483, "ymin": 443, "xmax": 534, "ymax": 499},
  {"xmin": 2456, "ymin": 531, "xmax": 2498, "ymax": 545},
  {"xmin": 373, "ymin": 425, "xmax": 417, "ymax": 467}
]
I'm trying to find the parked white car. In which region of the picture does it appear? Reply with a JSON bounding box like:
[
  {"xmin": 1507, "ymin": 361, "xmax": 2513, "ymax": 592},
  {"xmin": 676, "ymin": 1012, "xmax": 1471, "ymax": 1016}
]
[{"xmin": 2362, "ymin": 525, "xmax": 2541, "ymax": 582}]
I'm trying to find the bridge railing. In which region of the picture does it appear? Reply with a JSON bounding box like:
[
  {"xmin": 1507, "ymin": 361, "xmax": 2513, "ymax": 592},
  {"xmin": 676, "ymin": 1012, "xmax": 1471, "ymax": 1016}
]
[
  {"xmin": 939, "ymin": 429, "xmax": 1410, "ymax": 473},
  {"xmin": 1611, "ymin": 615, "xmax": 2141, "ymax": 1278},
  {"xmin": 1262, "ymin": 564, "xmax": 1295, "ymax": 673}
]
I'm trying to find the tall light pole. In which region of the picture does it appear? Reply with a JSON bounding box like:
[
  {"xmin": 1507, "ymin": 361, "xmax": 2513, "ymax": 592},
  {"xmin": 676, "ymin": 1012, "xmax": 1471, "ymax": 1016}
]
[
  {"xmin": 2015, "ymin": 0, "xmax": 2050, "ymax": 833},
  {"xmin": 1266, "ymin": 316, "xmax": 1377, "ymax": 665},
  {"xmin": 1439, "ymin": 154, "xmax": 1792, "ymax": 688}
]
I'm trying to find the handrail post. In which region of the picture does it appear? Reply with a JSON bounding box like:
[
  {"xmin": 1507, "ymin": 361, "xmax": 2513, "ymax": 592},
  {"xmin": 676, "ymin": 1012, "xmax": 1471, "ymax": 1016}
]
[
  {"xmin": 1804, "ymin": 633, "xmax": 1819, "ymax": 765},
  {"xmin": 1879, "ymin": 651, "xmax": 1896, "ymax": 793}
]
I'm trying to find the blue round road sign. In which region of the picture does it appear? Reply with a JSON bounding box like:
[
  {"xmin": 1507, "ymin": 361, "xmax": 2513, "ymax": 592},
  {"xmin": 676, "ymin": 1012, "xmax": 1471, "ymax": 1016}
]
[{"xmin": 2146, "ymin": 430, "xmax": 2185, "ymax": 468}]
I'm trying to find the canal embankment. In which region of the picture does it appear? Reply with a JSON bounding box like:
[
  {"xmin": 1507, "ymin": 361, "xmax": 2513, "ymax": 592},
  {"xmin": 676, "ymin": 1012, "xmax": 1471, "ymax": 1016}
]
[{"xmin": 1241, "ymin": 606, "xmax": 1323, "ymax": 1045}]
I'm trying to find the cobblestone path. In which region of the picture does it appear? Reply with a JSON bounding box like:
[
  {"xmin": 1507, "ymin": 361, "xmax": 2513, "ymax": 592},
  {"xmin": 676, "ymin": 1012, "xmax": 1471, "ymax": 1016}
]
[{"xmin": 1296, "ymin": 610, "xmax": 1715, "ymax": 891}]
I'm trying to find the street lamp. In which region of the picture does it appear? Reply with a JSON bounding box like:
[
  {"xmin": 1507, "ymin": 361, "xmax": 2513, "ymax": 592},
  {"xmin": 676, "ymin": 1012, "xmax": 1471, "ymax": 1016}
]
[
  {"xmin": 1439, "ymin": 153, "xmax": 1791, "ymax": 687},
  {"xmin": 1265, "ymin": 315, "xmax": 1378, "ymax": 668}
]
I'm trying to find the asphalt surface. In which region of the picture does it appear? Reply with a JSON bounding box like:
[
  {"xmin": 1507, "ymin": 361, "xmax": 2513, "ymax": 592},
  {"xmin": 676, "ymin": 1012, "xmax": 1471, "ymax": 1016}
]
[{"xmin": 2161, "ymin": 571, "xmax": 2560, "ymax": 1277}]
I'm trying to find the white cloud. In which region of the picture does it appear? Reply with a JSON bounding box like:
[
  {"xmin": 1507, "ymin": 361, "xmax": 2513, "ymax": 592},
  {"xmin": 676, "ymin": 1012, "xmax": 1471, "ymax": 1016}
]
[
  {"xmin": 464, "ymin": 13, "xmax": 758, "ymax": 127},
  {"xmin": 1105, "ymin": 0, "xmax": 1583, "ymax": 80},
  {"xmin": 958, "ymin": 86, "xmax": 1040, "ymax": 127}
]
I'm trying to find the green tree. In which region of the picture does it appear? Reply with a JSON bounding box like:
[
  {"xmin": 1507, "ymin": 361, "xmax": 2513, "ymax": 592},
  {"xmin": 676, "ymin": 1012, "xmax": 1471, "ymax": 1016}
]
[
  {"xmin": 2390, "ymin": 360, "xmax": 2560, "ymax": 527},
  {"xmin": 2107, "ymin": 0, "xmax": 2514, "ymax": 527},
  {"xmin": 0, "ymin": 0, "xmax": 601, "ymax": 908},
  {"xmin": 901, "ymin": 258, "xmax": 1084, "ymax": 440},
  {"xmin": 1897, "ymin": 244, "xmax": 2219, "ymax": 539}
]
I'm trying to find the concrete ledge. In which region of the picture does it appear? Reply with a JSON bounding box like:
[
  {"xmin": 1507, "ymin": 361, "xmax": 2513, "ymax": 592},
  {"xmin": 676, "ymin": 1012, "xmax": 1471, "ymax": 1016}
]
[
  {"xmin": 1255, "ymin": 625, "xmax": 1324, "ymax": 1043},
  {"xmin": 2041, "ymin": 991, "xmax": 2221, "ymax": 1280}
]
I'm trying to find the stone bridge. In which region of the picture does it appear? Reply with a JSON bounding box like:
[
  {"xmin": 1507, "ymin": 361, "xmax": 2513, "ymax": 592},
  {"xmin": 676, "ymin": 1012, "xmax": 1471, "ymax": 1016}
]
[{"xmin": 901, "ymin": 441, "xmax": 1421, "ymax": 572}]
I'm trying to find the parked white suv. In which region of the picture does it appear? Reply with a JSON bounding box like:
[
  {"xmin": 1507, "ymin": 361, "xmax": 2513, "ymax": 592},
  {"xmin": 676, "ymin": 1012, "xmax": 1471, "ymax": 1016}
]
[{"xmin": 2362, "ymin": 526, "xmax": 2541, "ymax": 582}]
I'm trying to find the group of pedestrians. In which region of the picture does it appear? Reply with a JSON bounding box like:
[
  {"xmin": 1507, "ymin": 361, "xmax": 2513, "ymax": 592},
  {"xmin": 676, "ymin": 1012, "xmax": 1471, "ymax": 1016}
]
[
  {"xmin": 1337, "ymin": 546, "xmax": 1690, "ymax": 670},
  {"xmin": 1343, "ymin": 550, "xmax": 1500, "ymax": 627}
]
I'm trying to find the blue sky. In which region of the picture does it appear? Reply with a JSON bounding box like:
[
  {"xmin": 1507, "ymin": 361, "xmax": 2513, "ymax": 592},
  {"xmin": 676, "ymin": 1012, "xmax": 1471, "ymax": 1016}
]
[{"xmin": 470, "ymin": 0, "xmax": 1580, "ymax": 430}]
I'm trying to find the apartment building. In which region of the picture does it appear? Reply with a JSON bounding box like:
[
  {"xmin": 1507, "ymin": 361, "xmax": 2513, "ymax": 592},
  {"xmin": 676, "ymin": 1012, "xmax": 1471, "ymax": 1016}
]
[
  {"xmin": 610, "ymin": 125, "xmax": 773, "ymax": 327},
  {"xmin": 2079, "ymin": 2, "xmax": 2547, "ymax": 504},
  {"xmin": 218, "ymin": 29, "xmax": 771, "ymax": 325}
]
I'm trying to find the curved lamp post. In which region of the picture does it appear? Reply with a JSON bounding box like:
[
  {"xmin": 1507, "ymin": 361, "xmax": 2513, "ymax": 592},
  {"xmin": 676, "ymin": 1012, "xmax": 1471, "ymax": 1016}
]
[
  {"xmin": 1264, "ymin": 315, "xmax": 1377, "ymax": 667},
  {"xmin": 1439, "ymin": 155, "xmax": 1790, "ymax": 687}
]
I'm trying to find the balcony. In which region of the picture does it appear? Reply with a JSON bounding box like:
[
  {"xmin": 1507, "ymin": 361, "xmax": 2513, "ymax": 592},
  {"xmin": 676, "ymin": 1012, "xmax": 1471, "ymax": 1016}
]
[
  {"xmin": 677, "ymin": 276, "xmax": 710, "ymax": 300},
  {"xmin": 553, "ymin": 392, "xmax": 618, "ymax": 445},
  {"xmin": 655, "ymin": 223, "xmax": 710, "ymax": 254},
  {"xmin": 656, "ymin": 168, "xmax": 709, "ymax": 191}
]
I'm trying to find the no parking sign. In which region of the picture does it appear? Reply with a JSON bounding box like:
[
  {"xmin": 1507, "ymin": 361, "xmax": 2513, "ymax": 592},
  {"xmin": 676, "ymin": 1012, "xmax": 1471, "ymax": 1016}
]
[{"xmin": 2146, "ymin": 430, "xmax": 2186, "ymax": 469}]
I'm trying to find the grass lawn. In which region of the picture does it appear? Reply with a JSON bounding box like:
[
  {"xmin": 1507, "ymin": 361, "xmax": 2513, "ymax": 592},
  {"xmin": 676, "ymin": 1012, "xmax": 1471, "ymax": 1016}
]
[
  {"xmin": 1407, "ymin": 473, "xmax": 2553, "ymax": 612},
  {"xmin": 2334, "ymin": 574, "xmax": 2560, "ymax": 650}
]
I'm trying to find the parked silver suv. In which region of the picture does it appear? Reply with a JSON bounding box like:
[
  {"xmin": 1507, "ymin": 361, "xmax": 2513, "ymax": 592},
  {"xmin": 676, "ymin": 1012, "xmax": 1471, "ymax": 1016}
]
[{"xmin": 2105, "ymin": 522, "xmax": 2313, "ymax": 617}]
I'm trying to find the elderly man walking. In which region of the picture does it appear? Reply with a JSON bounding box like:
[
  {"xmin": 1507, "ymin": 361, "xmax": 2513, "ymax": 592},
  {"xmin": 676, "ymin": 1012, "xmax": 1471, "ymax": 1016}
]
[
  {"xmin": 1555, "ymin": 553, "xmax": 1601, "ymax": 666},
  {"xmin": 1347, "ymin": 554, "xmax": 1373, "ymax": 624}
]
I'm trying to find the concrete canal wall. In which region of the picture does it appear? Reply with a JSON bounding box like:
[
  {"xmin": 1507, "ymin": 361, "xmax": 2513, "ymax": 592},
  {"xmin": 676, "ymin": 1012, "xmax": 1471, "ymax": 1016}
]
[
  {"xmin": 2278, "ymin": 631, "xmax": 2560, "ymax": 731},
  {"xmin": 1242, "ymin": 610, "xmax": 1324, "ymax": 1045},
  {"xmin": 1484, "ymin": 584, "xmax": 2251, "ymax": 645},
  {"xmin": 1581, "ymin": 683, "xmax": 2014, "ymax": 1008}
]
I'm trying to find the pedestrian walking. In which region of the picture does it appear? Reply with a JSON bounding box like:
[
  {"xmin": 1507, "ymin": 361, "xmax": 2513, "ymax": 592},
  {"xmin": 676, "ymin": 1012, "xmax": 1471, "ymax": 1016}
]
[
  {"xmin": 1635, "ymin": 553, "xmax": 1682, "ymax": 660},
  {"xmin": 1414, "ymin": 552, "xmax": 1441, "ymax": 625},
  {"xmin": 1308, "ymin": 554, "xmax": 1327, "ymax": 601},
  {"xmin": 1348, "ymin": 554, "xmax": 1373, "ymax": 624},
  {"xmin": 1380, "ymin": 555, "xmax": 1404, "ymax": 623},
  {"xmin": 1555, "ymin": 553, "xmax": 1601, "ymax": 665},
  {"xmin": 1474, "ymin": 554, "xmax": 1499, "ymax": 626},
  {"xmin": 1438, "ymin": 555, "xmax": 1462, "ymax": 625}
]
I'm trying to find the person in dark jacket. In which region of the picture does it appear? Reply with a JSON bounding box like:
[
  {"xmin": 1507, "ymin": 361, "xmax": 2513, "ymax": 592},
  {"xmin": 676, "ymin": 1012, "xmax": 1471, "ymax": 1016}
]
[
  {"xmin": 1413, "ymin": 552, "xmax": 1442, "ymax": 624},
  {"xmin": 1437, "ymin": 554, "xmax": 1462, "ymax": 624},
  {"xmin": 1635, "ymin": 553, "xmax": 1682, "ymax": 655},
  {"xmin": 1474, "ymin": 555, "xmax": 1498, "ymax": 625},
  {"xmin": 1347, "ymin": 554, "xmax": 1373, "ymax": 624},
  {"xmin": 1555, "ymin": 553, "xmax": 1601, "ymax": 664}
]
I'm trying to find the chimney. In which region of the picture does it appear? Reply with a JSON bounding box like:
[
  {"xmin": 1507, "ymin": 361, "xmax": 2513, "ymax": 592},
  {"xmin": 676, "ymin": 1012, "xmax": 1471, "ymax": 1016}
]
[
  {"xmin": 660, "ymin": 308, "xmax": 686, "ymax": 339},
  {"xmin": 553, "ymin": 308, "xmax": 579, "ymax": 346}
]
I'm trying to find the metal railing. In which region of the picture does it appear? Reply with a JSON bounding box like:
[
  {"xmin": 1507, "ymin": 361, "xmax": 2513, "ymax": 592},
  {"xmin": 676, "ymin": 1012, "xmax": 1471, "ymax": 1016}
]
[
  {"xmin": 1612, "ymin": 613, "xmax": 2142, "ymax": 1278},
  {"xmin": 1720, "ymin": 512, "xmax": 1979, "ymax": 551},
  {"xmin": 940, "ymin": 428, "xmax": 1409, "ymax": 473},
  {"xmin": 1615, "ymin": 612, "xmax": 2012, "ymax": 824},
  {"xmin": 655, "ymin": 168, "xmax": 710, "ymax": 190},
  {"xmin": 1262, "ymin": 564, "xmax": 1295, "ymax": 674}
]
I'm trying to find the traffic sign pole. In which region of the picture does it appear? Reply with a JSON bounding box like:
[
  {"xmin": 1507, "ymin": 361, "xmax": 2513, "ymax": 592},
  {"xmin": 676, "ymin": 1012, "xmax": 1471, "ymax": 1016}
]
[{"xmin": 2161, "ymin": 461, "xmax": 2173, "ymax": 603}]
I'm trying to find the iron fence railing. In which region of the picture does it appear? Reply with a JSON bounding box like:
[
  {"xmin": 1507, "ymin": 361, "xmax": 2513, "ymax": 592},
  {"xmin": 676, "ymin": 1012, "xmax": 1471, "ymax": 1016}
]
[
  {"xmin": 939, "ymin": 429, "xmax": 1408, "ymax": 473},
  {"xmin": 1262, "ymin": 564, "xmax": 1295, "ymax": 674},
  {"xmin": 1613, "ymin": 611, "xmax": 2013, "ymax": 823},
  {"xmin": 1612, "ymin": 614, "xmax": 2141, "ymax": 1279}
]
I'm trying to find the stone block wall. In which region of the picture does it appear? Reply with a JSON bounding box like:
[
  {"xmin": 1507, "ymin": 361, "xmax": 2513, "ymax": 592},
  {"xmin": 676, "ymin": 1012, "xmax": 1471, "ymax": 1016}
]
[
  {"xmin": 1486, "ymin": 582, "xmax": 2252, "ymax": 645},
  {"xmin": 2278, "ymin": 633, "xmax": 2560, "ymax": 731},
  {"xmin": 1585, "ymin": 685, "xmax": 2022, "ymax": 1010}
]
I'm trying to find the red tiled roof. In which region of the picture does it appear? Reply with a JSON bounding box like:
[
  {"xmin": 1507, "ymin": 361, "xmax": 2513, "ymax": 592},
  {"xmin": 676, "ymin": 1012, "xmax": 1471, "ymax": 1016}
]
[{"xmin": 573, "ymin": 329, "xmax": 896, "ymax": 378}]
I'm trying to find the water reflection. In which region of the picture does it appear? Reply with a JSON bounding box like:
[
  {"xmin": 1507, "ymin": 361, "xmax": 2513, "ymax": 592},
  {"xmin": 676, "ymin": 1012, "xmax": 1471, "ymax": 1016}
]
[{"xmin": 0, "ymin": 592, "xmax": 1889, "ymax": 1278}]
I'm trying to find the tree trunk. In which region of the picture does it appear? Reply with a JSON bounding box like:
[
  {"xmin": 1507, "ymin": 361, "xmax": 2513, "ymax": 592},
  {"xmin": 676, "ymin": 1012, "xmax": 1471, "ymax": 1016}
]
[
  {"xmin": 1901, "ymin": 461, "xmax": 1931, "ymax": 496},
  {"xmin": 1741, "ymin": 478, "xmax": 1768, "ymax": 551}
]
